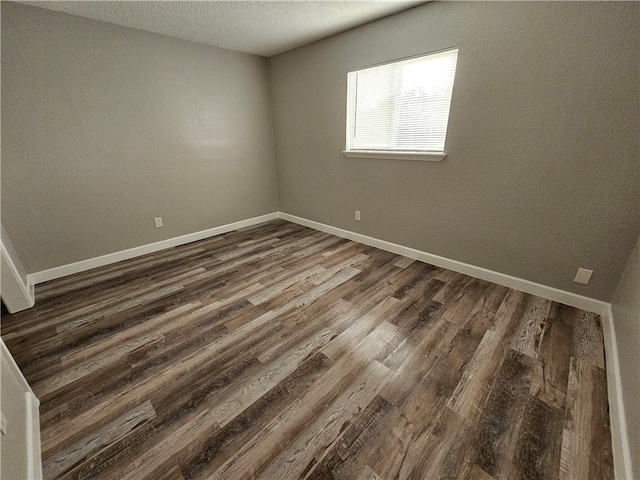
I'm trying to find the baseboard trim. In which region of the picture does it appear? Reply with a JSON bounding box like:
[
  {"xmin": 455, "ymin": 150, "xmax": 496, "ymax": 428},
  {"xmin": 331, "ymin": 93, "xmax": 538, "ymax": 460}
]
[
  {"xmin": 25, "ymin": 391, "xmax": 42, "ymax": 480},
  {"xmin": 278, "ymin": 212, "xmax": 609, "ymax": 315},
  {"xmin": 28, "ymin": 213, "xmax": 279, "ymax": 285},
  {"xmin": 27, "ymin": 211, "xmax": 611, "ymax": 315},
  {"xmin": 602, "ymin": 306, "xmax": 634, "ymax": 480}
]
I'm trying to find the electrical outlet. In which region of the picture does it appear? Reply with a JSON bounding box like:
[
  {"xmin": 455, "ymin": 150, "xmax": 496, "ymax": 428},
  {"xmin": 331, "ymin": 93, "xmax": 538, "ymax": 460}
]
[
  {"xmin": 574, "ymin": 268, "xmax": 593, "ymax": 285},
  {"xmin": 355, "ymin": 210, "xmax": 361, "ymax": 221},
  {"xmin": 154, "ymin": 217, "xmax": 163, "ymax": 228}
]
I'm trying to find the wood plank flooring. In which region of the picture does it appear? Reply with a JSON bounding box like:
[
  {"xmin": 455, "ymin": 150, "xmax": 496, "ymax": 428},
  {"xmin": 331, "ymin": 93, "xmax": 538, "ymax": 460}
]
[{"xmin": 1, "ymin": 220, "xmax": 614, "ymax": 480}]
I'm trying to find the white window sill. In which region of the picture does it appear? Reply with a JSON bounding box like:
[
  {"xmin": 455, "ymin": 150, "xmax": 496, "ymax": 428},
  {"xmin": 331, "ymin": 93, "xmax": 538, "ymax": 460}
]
[{"xmin": 342, "ymin": 150, "xmax": 446, "ymax": 161}]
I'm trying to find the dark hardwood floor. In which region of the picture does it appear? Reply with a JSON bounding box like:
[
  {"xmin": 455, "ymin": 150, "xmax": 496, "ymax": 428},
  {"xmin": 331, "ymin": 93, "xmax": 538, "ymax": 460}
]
[{"xmin": 1, "ymin": 220, "xmax": 613, "ymax": 480}]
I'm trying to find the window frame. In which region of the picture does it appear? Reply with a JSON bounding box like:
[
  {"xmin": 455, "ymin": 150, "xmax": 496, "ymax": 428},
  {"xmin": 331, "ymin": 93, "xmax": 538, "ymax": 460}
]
[{"xmin": 343, "ymin": 48, "xmax": 458, "ymax": 162}]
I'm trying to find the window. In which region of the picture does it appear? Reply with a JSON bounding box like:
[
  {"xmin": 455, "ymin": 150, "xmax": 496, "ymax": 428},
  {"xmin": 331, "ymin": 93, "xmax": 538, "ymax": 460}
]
[{"xmin": 344, "ymin": 48, "xmax": 458, "ymax": 161}]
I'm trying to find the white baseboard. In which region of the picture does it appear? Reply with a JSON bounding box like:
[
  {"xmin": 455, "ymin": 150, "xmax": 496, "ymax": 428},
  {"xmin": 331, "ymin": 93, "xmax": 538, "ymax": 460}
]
[
  {"xmin": 27, "ymin": 210, "xmax": 611, "ymax": 315},
  {"xmin": 278, "ymin": 212, "xmax": 609, "ymax": 315},
  {"xmin": 28, "ymin": 213, "xmax": 279, "ymax": 285},
  {"xmin": 602, "ymin": 306, "xmax": 634, "ymax": 480},
  {"xmin": 1, "ymin": 240, "xmax": 35, "ymax": 313},
  {"xmin": 25, "ymin": 391, "xmax": 42, "ymax": 480}
]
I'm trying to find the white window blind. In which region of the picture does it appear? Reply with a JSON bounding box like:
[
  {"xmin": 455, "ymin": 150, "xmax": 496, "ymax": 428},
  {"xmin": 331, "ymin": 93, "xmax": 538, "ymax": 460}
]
[{"xmin": 346, "ymin": 49, "xmax": 458, "ymax": 156}]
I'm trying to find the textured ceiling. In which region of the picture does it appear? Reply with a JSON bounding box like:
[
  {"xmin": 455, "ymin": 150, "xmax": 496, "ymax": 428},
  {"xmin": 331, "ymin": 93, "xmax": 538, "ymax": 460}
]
[{"xmin": 16, "ymin": 1, "xmax": 425, "ymax": 57}]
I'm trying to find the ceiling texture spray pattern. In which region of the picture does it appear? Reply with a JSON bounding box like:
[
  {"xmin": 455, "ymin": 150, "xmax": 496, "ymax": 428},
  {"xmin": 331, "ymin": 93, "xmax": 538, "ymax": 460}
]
[{"xmin": 17, "ymin": 1, "xmax": 424, "ymax": 57}]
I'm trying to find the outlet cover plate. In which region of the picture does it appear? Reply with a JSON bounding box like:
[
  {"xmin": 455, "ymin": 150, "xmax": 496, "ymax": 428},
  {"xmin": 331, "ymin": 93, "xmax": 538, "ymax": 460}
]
[{"xmin": 574, "ymin": 268, "xmax": 593, "ymax": 285}]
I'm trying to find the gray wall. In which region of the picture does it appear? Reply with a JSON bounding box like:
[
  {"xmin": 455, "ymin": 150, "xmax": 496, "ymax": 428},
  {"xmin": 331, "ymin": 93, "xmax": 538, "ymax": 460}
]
[
  {"xmin": 269, "ymin": 1, "xmax": 639, "ymax": 301},
  {"xmin": 1, "ymin": 2, "xmax": 278, "ymax": 273},
  {"xmin": 2, "ymin": 2, "xmax": 638, "ymax": 301},
  {"xmin": 611, "ymin": 237, "xmax": 640, "ymax": 478}
]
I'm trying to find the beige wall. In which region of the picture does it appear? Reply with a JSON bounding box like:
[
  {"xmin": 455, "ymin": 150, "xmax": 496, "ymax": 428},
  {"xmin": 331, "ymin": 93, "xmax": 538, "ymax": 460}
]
[
  {"xmin": 611, "ymin": 238, "xmax": 640, "ymax": 478},
  {"xmin": 269, "ymin": 1, "xmax": 639, "ymax": 301},
  {"xmin": 1, "ymin": 2, "xmax": 278, "ymax": 273}
]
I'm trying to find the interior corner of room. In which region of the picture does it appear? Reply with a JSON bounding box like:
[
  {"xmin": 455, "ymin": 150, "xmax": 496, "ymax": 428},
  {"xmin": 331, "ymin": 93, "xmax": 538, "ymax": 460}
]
[{"xmin": 0, "ymin": 1, "xmax": 638, "ymax": 479}]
